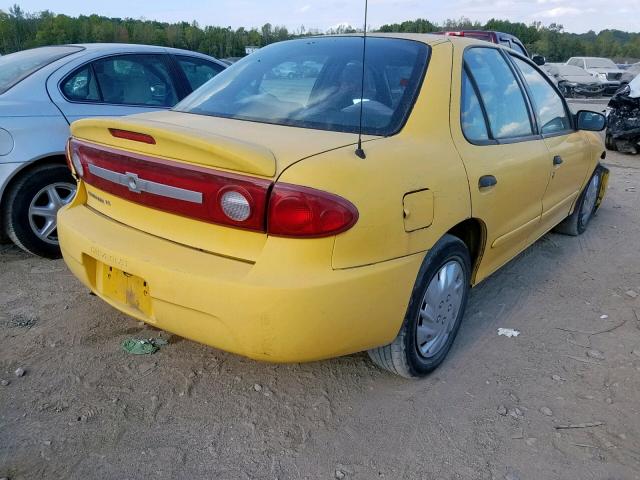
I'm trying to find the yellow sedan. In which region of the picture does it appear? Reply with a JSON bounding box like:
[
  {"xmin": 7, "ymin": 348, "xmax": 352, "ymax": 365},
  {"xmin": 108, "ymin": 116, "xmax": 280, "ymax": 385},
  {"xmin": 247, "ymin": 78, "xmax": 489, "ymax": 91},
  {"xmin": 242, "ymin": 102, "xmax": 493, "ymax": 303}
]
[{"xmin": 59, "ymin": 34, "xmax": 609, "ymax": 378}]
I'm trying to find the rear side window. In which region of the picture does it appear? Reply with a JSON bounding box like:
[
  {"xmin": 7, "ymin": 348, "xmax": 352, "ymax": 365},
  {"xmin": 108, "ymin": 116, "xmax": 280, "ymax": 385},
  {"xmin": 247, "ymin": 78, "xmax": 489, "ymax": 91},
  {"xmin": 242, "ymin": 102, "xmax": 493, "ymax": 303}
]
[
  {"xmin": 62, "ymin": 66, "xmax": 100, "ymax": 101},
  {"xmin": 464, "ymin": 48, "xmax": 533, "ymax": 140},
  {"xmin": 461, "ymin": 70, "xmax": 489, "ymax": 142},
  {"xmin": 512, "ymin": 57, "xmax": 571, "ymax": 134},
  {"xmin": 176, "ymin": 56, "xmax": 225, "ymax": 91},
  {"xmin": 0, "ymin": 46, "xmax": 82, "ymax": 95}
]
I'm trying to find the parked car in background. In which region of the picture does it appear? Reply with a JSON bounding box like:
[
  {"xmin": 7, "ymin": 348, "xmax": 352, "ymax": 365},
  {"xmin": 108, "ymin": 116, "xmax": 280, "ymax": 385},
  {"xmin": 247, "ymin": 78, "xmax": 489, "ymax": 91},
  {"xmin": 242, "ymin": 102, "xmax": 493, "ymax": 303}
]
[
  {"xmin": 566, "ymin": 57, "xmax": 623, "ymax": 94},
  {"xmin": 434, "ymin": 30, "xmax": 530, "ymax": 57},
  {"xmin": 0, "ymin": 44, "xmax": 226, "ymax": 257},
  {"xmin": 59, "ymin": 34, "xmax": 608, "ymax": 378},
  {"xmin": 606, "ymin": 76, "xmax": 640, "ymax": 154},
  {"xmin": 620, "ymin": 62, "xmax": 640, "ymax": 86},
  {"xmin": 542, "ymin": 64, "xmax": 610, "ymax": 97}
]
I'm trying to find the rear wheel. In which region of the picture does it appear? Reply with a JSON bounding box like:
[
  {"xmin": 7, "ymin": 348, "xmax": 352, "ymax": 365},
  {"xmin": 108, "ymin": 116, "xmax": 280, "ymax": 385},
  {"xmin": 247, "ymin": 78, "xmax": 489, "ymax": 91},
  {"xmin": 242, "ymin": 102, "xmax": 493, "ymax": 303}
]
[
  {"xmin": 368, "ymin": 234, "xmax": 471, "ymax": 378},
  {"xmin": 554, "ymin": 168, "xmax": 601, "ymax": 236},
  {"xmin": 3, "ymin": 164, "xmax": 76, "ymax": 258}
]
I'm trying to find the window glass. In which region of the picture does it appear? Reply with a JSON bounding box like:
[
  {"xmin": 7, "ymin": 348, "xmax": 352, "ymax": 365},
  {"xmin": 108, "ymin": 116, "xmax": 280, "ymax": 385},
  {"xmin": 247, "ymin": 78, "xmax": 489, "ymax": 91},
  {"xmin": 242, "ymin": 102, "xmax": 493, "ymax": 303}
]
[
  {"xmin": 175, "ymin": 37, "xmax": 429, "ymax": 136},
  {"xmin": 512, "ymin": 57, "xmax": 571, "ymax": 134},
  {"xmin": 585, "ymin": 58, "xmax": 617, "ymax": 69},
  {"xmin": 464, "ymin": 48, "xmax": 533, "ymax": 139},
  {"xmin": 62, "ymin": 66, "xmax": 100, "ymax": 101},
  {"xmin": 0, "ymin": 46, "xmax": 82, "ymax": 95},
  {"xmin": 92, "ymin": 55, "xmax": 178, "ymax": 106},
  {"xmin": 511, "ymin": 42, "xmax": 527, "ymax": 56},
  {"xmin": 461, "ymin": 70, "xmax": 489, "ymax": 141},
  {"xmin": 176, "ymin": 56, "xmax": 224, "ymax": 91}
]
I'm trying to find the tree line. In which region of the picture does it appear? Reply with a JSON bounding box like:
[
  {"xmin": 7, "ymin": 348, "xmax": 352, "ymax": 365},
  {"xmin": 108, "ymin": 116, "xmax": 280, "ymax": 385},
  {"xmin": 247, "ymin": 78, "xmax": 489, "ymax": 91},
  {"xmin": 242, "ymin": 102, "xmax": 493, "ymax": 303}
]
[{"xmin": 1, "ymin": 5, "xmax": 639, "ymax": 62}]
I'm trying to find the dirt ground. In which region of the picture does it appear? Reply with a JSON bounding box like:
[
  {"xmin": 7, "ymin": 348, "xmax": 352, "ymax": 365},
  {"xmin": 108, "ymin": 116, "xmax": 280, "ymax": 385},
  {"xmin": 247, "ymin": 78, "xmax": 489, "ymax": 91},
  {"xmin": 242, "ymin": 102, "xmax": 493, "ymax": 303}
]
[{"xmin": 2, "ymin": 109, "xmax": 640, "ymax": 479}]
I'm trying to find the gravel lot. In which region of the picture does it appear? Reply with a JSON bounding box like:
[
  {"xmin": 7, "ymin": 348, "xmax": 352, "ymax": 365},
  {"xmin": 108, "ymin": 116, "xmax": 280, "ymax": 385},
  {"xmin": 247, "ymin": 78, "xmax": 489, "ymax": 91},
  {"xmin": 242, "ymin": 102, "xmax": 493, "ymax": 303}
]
[{"xmin": 2, "ymin": 103, "xmax": 640, "ymax": 479}]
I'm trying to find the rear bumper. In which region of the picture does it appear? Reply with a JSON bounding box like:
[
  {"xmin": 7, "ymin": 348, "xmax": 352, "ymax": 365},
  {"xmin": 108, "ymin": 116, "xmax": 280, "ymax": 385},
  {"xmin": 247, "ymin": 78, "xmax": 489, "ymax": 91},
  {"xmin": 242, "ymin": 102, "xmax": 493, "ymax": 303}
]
[{"xmin": 58, "ymin": 202, "xmax": 423, "ymax": 362}]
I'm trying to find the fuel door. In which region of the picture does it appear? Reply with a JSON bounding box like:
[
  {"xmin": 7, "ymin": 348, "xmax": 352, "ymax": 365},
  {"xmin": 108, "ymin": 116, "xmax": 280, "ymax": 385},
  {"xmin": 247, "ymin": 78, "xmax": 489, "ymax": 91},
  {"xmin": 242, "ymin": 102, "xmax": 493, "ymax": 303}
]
[{"xmin": 403, "ymin": 189, "xmax": 434, "ymax": 232}]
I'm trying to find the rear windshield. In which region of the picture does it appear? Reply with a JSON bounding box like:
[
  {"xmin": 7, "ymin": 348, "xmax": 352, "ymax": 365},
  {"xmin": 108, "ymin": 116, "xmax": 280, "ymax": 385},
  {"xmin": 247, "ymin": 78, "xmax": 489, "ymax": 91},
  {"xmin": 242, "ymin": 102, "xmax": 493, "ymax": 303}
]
[
  {"xmin": 0, "ymin": 46, "xmax": 83, "ymax": 95},
  {"xmin": 585, "ymin": 58, "xmax": 617, "ymax": 69},
  {"xmin": 175, "ymin": 37, "xmax": 429, "ymax": 136}
]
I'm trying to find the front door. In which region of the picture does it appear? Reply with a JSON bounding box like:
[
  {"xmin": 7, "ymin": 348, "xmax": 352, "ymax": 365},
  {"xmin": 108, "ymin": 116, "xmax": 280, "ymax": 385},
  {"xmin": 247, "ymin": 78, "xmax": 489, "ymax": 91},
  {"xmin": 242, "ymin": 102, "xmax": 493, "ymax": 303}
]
[
  {"xmin": 509, "ymin": 56, "xmax": 592, "ymax": 232},
  {"xmin": 450, "ymin": 46, "xmax": 552, "ymax": 282}
]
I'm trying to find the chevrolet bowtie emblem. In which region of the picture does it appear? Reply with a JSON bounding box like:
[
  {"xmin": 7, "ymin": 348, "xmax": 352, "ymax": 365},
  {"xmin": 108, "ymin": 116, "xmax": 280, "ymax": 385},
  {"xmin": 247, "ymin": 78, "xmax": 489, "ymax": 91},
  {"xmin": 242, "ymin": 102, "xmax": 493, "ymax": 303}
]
[{"xmin": 125, "ymin": 172, "xmax": 142, "ymax": 193}]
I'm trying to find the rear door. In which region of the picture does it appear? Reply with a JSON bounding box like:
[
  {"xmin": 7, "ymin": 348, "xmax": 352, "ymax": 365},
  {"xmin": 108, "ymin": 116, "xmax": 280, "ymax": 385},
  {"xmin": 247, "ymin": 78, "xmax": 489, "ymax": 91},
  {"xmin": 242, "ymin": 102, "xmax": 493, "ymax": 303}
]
[
  {"xmin": 48, "ymin": 53, "xmax": 181, "ymax": 124},
  {"xmin": 450, "ymin": 46, "xmax": 552, "ymax": 281},
  {"xmin": 509, "ymin": 55, "xmax": 591, "ymax": 232}
]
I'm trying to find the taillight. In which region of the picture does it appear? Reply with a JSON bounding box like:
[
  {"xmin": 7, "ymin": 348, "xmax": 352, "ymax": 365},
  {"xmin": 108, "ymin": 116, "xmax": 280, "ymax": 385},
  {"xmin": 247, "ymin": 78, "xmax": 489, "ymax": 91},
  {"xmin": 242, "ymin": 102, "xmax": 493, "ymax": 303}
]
[
  {"xmin": 70, "ymin": 139, "xmax": 270, "ymax": 231},
  {"xmin": 267, "ymin": 183, "xmax": 358, "ymax": 238},
  {"xmin": 65, "ymin": 137, "xmax": 84, "ymax": 177}
]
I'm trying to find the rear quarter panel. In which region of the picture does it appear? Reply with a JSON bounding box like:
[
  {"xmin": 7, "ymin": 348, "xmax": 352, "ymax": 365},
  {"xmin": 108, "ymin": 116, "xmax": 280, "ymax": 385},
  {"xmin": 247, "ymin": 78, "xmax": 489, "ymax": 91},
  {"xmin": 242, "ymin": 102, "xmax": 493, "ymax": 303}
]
[{"xmin": 277, "ymin": 41, "xmax": 472, "ymax": 269}]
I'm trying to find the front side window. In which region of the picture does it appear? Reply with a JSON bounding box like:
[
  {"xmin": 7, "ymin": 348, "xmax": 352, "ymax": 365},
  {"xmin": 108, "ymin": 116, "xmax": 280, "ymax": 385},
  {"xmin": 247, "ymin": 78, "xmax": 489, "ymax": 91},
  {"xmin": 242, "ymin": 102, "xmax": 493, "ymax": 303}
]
[
  {"xmin": 464, "ymin": 48, "xmax": 533, "ymax": 140},
  {"xmin": 175, "ymin": 37, "xmax": 429, "ymax": 136},
  {"xmin": 0, "ymin": 46, "xmax": 82, "ymax": 95},
  {"xmin": 176, "ymin": 56, "xmax": 225, "ymax": 91},
  {"xmin": 512, "ymin": 57, "xmax": 571, "ymax": 134},
  {"xmin": 90, "ymin": 55, "xmax": 178, "ymax": 106}
]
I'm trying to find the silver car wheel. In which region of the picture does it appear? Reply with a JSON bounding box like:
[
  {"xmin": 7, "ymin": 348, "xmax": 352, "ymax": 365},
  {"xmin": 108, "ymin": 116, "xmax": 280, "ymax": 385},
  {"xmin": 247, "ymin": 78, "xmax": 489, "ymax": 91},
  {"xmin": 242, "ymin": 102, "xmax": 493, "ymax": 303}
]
[
  {"xmin": 28, "ymin": 182, "xmax": 76, "ymax": 245},
  {"xmin": 580, "ymin": 174, "xmax": 600, "ymax": 226},
  {"xmin": 416, "ymin": 260, "xmax": 465, "ymax": 358}
]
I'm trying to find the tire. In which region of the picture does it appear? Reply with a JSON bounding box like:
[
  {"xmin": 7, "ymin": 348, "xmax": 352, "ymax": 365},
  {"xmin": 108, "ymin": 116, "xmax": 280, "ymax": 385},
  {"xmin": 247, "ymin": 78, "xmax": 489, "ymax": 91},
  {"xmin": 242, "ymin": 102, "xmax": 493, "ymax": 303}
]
[
  {"xmin": 368, "ymin": 234, "xmax": 471, "ymax": 378},
  {"xmin": 605, "ymin": 132, "xmax": 617, "ymax": 151},
  {"xmin": 554, "ymin": 167, "xmax": 602, "ymax": 236},
  {"xmin": 3, "ymin": 164, "xmax": 76, "ymax": 258}
]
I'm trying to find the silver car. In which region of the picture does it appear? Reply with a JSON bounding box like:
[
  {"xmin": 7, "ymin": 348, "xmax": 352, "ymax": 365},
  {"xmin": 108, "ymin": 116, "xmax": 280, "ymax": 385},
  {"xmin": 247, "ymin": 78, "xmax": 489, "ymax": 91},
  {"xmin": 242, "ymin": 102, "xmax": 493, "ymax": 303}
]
[{"xmin": 0, "ymin": 44, "xmax": 226, "ymax": 257}]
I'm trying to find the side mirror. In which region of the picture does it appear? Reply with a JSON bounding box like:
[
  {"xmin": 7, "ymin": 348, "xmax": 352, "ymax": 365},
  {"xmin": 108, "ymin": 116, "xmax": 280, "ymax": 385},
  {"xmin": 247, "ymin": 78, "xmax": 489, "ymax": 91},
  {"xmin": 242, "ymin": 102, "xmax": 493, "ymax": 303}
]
[
  {"xmin": 576, "ymin": 110, "xmax": 606, "ymax": 131},
  {"xmin": 532, "ymin": 54, "xmax": 546, "ymax": 66}
]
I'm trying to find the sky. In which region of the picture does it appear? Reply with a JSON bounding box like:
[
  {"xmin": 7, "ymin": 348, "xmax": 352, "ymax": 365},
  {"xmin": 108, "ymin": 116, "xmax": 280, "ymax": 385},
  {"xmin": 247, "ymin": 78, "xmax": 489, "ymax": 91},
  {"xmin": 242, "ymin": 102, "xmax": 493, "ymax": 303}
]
[{"xmin": 4, "ymin": 0, "xmax": 640, "ymax": 33}]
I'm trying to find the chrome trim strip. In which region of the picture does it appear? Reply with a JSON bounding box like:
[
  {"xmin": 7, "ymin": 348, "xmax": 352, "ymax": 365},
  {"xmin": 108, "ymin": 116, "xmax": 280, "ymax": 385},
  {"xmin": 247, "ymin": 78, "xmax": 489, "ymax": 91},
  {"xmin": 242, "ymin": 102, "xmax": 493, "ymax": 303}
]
[{"xmin": 88, "ymin": 164, "xmax": 203, "ymax": 204}]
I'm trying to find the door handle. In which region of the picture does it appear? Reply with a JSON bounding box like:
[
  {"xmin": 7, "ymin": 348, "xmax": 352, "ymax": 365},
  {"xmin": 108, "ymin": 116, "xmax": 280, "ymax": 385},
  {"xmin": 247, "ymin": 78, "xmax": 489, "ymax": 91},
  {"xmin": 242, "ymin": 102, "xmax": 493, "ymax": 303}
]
[
  {"xmin": 478, "ymin": 175, "xmax": 497, "ymax": 189},
  {"xmin": 553, "ymin": 155, "xmax": 563, "ymax": 166}
]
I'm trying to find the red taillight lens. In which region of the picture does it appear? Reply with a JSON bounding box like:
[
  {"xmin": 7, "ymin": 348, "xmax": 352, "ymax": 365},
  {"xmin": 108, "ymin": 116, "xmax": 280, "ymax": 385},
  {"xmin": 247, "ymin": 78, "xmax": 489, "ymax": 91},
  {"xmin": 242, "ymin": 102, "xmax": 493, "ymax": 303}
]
[
  {"xmin": 267, "ymin": 184, "xmax": 358, "ymax": 238},
  {"xmin": 70, "ymin": 139, "xmax": 270, "ymax": 231}
]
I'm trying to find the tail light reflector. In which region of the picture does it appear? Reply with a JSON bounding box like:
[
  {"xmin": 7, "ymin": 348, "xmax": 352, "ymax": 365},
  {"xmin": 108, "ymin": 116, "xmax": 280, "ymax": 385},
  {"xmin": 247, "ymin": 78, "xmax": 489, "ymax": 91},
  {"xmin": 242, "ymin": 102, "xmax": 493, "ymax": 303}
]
[{"xmin": 268, "ymin": 184, "xmax": 358, "ymax": 238}]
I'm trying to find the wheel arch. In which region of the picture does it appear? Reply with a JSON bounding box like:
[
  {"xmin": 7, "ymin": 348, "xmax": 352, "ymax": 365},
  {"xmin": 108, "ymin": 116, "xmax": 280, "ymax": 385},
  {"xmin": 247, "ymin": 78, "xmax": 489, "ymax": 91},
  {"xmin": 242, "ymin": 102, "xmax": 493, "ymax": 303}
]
[
  {"xmin": 446, "ymin": 217, "xmax": 487, "ymax": 285},
  {"xmin": 0, "ymin": 154, "xmax": 68, "ymax": 235}
]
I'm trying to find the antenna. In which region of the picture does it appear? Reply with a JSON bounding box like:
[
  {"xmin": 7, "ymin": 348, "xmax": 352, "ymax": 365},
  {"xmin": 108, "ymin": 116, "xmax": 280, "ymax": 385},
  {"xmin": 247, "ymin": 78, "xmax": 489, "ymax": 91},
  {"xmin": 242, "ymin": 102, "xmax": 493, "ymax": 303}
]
[{"xmin": 354, "ymin": 0, "xmax": 368, "ymax": 159}]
